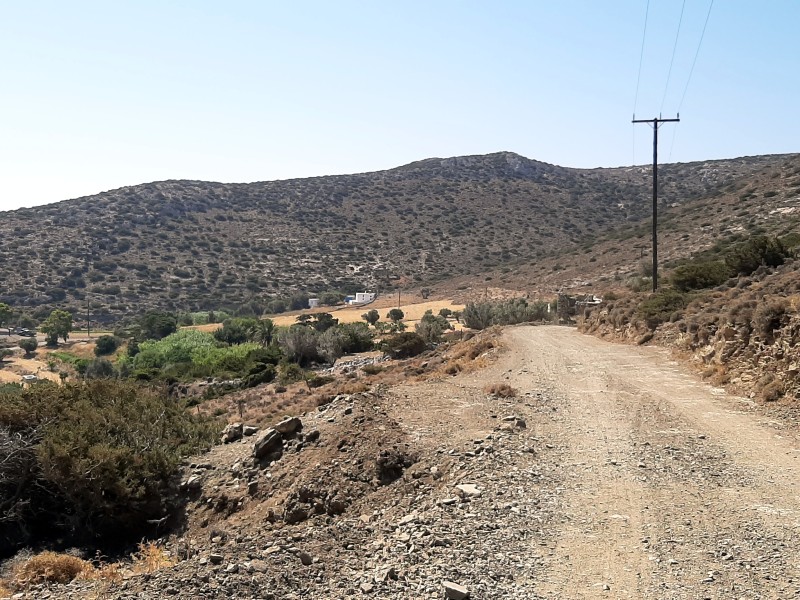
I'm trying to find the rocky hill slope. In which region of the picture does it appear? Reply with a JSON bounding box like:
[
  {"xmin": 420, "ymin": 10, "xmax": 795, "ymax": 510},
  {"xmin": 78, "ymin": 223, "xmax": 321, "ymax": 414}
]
[{"xmin": 0, "ymin": 152, "xmax": 790, "ymax": 323}]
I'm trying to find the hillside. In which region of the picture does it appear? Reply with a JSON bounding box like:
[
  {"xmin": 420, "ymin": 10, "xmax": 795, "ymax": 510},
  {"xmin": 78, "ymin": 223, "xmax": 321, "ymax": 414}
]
[{"xmin": 0, "ymin": 151, "xmax": 794, "ymax": 324}]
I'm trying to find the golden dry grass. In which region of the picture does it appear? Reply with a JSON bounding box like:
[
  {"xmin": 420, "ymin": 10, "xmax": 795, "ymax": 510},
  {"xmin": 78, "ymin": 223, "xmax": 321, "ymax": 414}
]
[
  {"xmin": 7, "ymin": 543, "xmax": 174, "ymax": 594},
  {"xmin": 0, "ymin": 581, "xmax": 14, "ymax": 599},
  {"xmin": 12, "ymin": 551, "xmax": 92, "ymax": 585}
]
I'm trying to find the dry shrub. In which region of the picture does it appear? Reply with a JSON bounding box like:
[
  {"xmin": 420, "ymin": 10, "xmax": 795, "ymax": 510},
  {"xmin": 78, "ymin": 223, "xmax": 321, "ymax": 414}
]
[
  {"xmin": 130, "ymin": 542, "xmax": 174, "ymax": 574},
  {"xmin": 444, "ymin": 362, "xmax": 462, "ymax": 376},
  {"xmin": 13, "ymin": 551, "xmax": 92, "ymax": 585},
  {"xmin": 312, "ymin": 393, "xmax": 334, "ymax": 407},
  {"xmin": 484, "ymin": 383, "xmax": 518, "ymax": 398},
  {"xmin": 0, "ymin": 580, "xmax": 14, "ymax": 598},
  {"xmin": 334, "ymin": 381, "xmax": 370, "ymax": 395},
  {"xmin": 752, "ymin": 298, "xmax": 788, "ymax": 342},
  {"xmin": 755, "ymin": 374, "xmax": 783, "ymax": 402},
  {"xmin": 760, "ymin": 380, "xmax": 783, "ymax": 402},
  {"xmin": 362, "ymin": 364, "xmax": 384, "ymax": 375}
]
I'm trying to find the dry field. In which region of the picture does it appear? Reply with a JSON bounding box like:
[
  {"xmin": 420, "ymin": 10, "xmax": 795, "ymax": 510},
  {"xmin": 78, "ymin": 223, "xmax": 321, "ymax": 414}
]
[{"xmin": 188, "ymin": 299, "xmax": 465, "ymax": 331}]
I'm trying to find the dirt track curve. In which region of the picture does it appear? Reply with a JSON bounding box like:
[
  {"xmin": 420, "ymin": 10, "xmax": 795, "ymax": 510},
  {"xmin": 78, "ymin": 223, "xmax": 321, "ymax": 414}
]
[{"xmin": 487, "ymin": 325, "xmax": 800, "ymax": 599}]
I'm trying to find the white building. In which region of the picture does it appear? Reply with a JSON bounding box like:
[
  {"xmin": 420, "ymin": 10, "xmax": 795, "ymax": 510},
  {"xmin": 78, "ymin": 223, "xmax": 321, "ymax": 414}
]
[{"xmin": 353, "ymin": 292, "xmax": 376, "ymax": 304}]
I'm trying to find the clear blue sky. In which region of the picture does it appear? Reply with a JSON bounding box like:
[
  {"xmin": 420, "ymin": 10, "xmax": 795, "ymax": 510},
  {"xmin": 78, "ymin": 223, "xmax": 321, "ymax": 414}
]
[{"xmin": 1, "ymin": 1, "xmax": 798, "ymax": 210}]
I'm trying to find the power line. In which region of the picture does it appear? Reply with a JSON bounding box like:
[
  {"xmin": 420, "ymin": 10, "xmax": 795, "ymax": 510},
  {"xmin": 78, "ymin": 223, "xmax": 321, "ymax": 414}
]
[
  {"xmin": 660, "ymin": 0, "xmax": 686, "ymax": 115},
  {"xmin": 632, "ymin": 0, "xmax": 651, "ymax": 118},
  {"xmin": 632, "ymin": 0, "xmax": 651, "ymax": 165},
  {"xmin": 669, "ymin": 0, "xmax": 714, "ymax": 161},
  {"xmin": 676, "ymin": 0, "xmax": 714, "ymax": 114}
]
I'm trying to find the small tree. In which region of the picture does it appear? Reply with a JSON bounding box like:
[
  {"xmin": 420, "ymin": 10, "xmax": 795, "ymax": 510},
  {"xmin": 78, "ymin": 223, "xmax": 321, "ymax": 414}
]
[
  {"xmin": 415, "ymin": 310, "xmax": 452, "ymax": 344},
  {"xmin": 277, "ymin": 325, "xmax": 320, "ymax": 366},
  {"xmin": 386, "ymin": 308, "xmax": 404, "ymax": 323},
  {"xmin": 19, "ymin": 338, "xmax": 38, "ymax": 357},
  {"xmin": 362, "ymin": 309, "xmax": 380, "ymax": 326},
  {"xmin": 0, "ymin": 303, "xmax": 12, "ymax": 335},
  {"xmin": 40, "ymin": 310, "xmax": 73, "ymax": 346},
  {"xmin": 311, "ymin": 313, "xmax": 338, "ymax": 332},
  {"xmin": 139, "ymin": 311, "xmax": 177, "ymax": 341},
  {"xmin": 248, "ymin": 318, "xmax": 275, "ymax": 347},
  {"xmin": 214, "ymin": 317, "xmax": 257, "ymax": 345},
  {"xmin": 318, "ymin": 291, "xmax": 343, "ymax": 306}
]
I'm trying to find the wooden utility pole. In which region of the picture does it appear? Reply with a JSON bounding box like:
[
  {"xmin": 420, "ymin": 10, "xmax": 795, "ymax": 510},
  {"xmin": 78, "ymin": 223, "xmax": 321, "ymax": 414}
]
[{"xmin": 632, "ymin": 115, "xmax": 680, "ymax": 292}]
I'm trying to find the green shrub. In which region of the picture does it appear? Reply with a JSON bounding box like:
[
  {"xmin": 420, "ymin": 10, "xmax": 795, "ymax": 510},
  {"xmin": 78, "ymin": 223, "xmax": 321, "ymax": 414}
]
[
  {"xmin": 415, "ymin": 310, "xmax": 452, "ymax": 343},
  {"xmin": 121, "ymin": 329, "xmax": 260, "ymax": 380},
  {"xmin": 382, "ymin": 332, "xmax": 427, "ymax": 359},
  {"xmin": 84, "ymin": 357, "xmax": 116, "ymax": 379},
  {"xmin": 277, "ymin": 325, "xmax": 320, "ymax": 366},
  {"xmin": 386, "ymin": 308, "xmax": 405, "ymax": 323},
  {"xmin": 362, "ymin": 309, "xmax": 380, "ymax": 326},
  {"xmin": 637, "ymin": 289, "xmax": 691, "ymax": 329},
  {"xmin": 670, "ymin": 260, "xmax": 730, "ymax": 291},
  {"xmin": 307, "ymin": 375, "xmax": 335, "ymax": 388},
  {"xmin": 462, "ymin": 299, "xmax": 550, "ymax": 330},
  {"xmin": 139, "ymin": 311, "xmax": 177, "ymax": 340},
  {"xmin": 94, "ymin": 335, "xmax": 120, "ymax": 356},
  {"xmin": 725, "ymin": 235, "xmax": 790, "ymax": 275},
  {"xmin": 243, "ymin": 363, "xmax": 276, "ymax": 388},
  {"xmin": 336, "ymin": 322, "xmax": 374, "ymax": 354},
  {"xmin": 318, "ymin": 291, "xmax": 343, "ymax": 306},
  {"xmin": 278, "ymin": 362, "xmax": 307, "ymax": 384},
  {"xmin": 0, "ymin": 380, "xmax": 218, "ymax": 553}
]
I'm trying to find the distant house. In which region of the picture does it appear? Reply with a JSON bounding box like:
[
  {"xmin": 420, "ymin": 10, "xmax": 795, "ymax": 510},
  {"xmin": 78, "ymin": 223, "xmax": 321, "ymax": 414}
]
[
  {"xmin": 352, "ymin": 292, "xmax": 376, "ymax": 305},
  {"xmin": 308, "ymin": 298, "xmax": 320, "ymax": 309},
  {"xmin": 343, "ymin": 295, "xmax": 355, "ymax": 304}
]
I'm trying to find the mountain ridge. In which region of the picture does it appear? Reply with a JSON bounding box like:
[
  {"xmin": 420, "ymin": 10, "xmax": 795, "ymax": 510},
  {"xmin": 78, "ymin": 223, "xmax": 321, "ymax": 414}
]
[{"xmin": 1, "ymin": 151, "xmax": 797, "ymax": 324}]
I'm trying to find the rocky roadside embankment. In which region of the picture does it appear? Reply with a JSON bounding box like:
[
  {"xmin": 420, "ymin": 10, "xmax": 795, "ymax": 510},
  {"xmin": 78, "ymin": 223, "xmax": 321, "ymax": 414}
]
[{"xmin": 27, "ymin": 367, "xmax": 563, "ymax": 600}]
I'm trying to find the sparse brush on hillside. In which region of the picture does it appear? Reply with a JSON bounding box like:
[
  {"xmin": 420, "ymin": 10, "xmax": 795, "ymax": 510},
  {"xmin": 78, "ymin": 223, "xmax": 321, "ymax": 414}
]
[
  {"xmin": 462, "ymin": 298, "xmax": 552, "ymax": 330},
  {"xmin": 637, "ymin": 289, "xmax": 692, "ymax": 330},
  {"xmin": 0, "ymin": 379, "xmax": 218, "ymax": 555},
  {"xmin": 669, "ymin": 235, "xmax": 793, "ymax": 291},
  {"xmin": 2, "ymin": 152, "xmax": 787, "ymax": 323}
]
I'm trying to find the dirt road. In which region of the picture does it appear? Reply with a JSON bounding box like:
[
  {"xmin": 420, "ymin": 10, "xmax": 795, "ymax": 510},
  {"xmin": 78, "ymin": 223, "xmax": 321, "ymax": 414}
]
[
  {"xmin": 50, "ymin": 324, "xmax": 800, "ymax": 600},
  {"xmin": 493, "ymin": 326, "xmax": 800, "ymax": 598}
]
